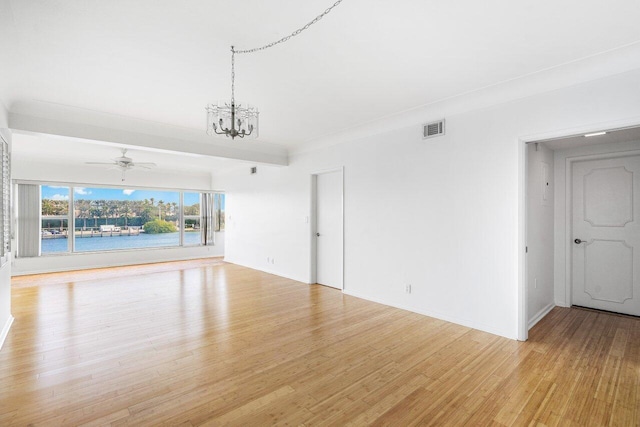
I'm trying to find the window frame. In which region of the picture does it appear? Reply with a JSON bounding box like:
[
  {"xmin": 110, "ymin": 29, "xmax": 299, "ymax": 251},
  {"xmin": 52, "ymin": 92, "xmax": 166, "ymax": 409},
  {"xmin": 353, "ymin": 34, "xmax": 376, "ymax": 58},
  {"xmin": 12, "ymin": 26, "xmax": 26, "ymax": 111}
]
[{"xmin": 22, "ymin": 180, "xmax": 221, "ymax": 257}]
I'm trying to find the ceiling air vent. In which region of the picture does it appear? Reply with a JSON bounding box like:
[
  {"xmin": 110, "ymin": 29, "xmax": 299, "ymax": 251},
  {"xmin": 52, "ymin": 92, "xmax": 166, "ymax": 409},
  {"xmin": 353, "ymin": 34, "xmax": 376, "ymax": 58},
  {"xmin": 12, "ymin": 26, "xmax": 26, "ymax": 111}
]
[{"xmin": 423, "ymin": 119, "xmax": 445, "ymax": 139}]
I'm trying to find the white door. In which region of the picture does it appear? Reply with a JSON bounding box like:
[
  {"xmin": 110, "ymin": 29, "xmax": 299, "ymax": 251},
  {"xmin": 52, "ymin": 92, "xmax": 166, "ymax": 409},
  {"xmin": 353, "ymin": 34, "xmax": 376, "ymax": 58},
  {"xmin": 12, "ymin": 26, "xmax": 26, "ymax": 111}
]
[
  {"xmin": 316, "ymin": 170, "xmax": 343, "ymax": 289},
  {"xmin": 572, "ymin": 155, "xmax": 640, "ymax": 315}
]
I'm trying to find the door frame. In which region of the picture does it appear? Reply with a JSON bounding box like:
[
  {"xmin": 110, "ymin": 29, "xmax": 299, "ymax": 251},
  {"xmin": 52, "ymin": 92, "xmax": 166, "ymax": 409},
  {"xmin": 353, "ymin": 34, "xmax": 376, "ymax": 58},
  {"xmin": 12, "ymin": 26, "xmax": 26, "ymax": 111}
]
[
  {"xmin": 519, "ymin": 118, "xmax": 640, "ymax": 341},
  {"xmin": 564, "ymin": 149, "xmax": 640, "ymax": 309},
  {"xmin": 310, "ymin": 167, "xmax": 344, "ymax": 289}
]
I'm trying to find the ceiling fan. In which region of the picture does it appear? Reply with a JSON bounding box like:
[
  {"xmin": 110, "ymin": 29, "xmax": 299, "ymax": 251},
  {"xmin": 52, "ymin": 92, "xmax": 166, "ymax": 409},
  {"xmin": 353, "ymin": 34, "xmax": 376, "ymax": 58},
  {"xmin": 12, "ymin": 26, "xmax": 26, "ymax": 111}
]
[{"xmin": 86, "ymin": 149, "xmax": 156, "ymax": 181}]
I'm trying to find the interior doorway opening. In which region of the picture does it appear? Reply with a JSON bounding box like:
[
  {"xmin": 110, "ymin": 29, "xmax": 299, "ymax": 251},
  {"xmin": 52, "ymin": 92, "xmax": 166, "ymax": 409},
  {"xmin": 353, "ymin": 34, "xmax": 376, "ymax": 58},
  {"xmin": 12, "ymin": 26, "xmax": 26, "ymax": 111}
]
[{"xmin": 524, "ymin": 126, "xmax": 640, "ymax": 339}]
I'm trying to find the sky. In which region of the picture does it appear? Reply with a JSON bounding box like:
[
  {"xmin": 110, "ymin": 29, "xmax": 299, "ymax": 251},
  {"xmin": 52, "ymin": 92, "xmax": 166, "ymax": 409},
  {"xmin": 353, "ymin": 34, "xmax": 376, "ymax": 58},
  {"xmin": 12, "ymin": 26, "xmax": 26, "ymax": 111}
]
[{"xmin": 42, "ymin": 186, "xmax": 210, "ymax": 206}]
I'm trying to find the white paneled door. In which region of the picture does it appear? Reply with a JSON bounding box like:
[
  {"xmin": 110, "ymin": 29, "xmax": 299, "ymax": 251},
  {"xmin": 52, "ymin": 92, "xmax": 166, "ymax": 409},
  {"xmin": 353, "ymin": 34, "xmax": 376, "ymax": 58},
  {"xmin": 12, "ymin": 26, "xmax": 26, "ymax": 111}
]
[
  {"xmin": 316, "ymin": 170, "xmax": 343, "ymax": 290},
  {"xmin": 572, "ymin": 155, "xmax": 640, "ymax": 315}
]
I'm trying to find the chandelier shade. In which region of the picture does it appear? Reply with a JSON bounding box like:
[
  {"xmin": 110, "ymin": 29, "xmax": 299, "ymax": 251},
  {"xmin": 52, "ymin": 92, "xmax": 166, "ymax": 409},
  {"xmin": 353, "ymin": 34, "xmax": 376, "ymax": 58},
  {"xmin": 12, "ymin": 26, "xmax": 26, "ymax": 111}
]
[{"xmin": 206, "ymin": 101, "xmax": 259, "ymax": 139}]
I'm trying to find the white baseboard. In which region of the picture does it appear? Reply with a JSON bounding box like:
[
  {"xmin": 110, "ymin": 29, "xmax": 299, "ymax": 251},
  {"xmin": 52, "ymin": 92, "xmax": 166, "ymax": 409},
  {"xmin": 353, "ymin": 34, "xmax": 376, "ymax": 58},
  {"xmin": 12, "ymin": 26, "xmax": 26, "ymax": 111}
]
[
  {"xmin": 342, "ymin": 289, "xmax": 515, "ymax": 340},
  {"xmin": 12, "ymin": 254, "xmax": 224, "ymax": 276},
  {"xmin": 0, "ymin": 315, "xmax": 14, "ymax": 350},
  {"xmin": 528, "ymin": 302, "xmax": 555, "ymax": 330},
  {"xmin": 222, "ymin": 258, "xmax": 307, "ymax": 284}
]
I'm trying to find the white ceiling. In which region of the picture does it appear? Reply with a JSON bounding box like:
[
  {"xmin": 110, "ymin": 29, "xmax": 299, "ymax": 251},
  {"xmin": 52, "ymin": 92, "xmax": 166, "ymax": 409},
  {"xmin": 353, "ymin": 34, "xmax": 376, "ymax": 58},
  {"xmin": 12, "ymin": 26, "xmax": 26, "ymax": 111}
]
[
  {"xmin": 540, "ymin": 126, "xmax": 640, "ymax": 151},
  {"xmin": 2, "ymin": 0, "xmax": 640, "ymax": 153}
]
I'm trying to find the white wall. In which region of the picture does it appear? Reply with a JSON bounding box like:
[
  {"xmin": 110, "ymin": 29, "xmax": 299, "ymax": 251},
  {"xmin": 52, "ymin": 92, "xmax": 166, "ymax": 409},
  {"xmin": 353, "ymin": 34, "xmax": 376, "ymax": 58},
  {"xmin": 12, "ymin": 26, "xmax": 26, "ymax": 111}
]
[
  {"xmin": 216, "ymin": 68, "xmax": 640, "ymax": 340},
  {"xmin": 0, "ymin": 102, "xmax": 7, "ymax": 128},
  {"xmin": 221, "ymin": 164, "xmax": 313, "ymax": 282},
  {"xmin": 526, "ymin": 143, "xmax": 555, "ymax": 328},
  {"xmin": 553, "ymin": 140, "xmax": 640, "ymax": 307},
  {"xmin": 0, "ymin": 102, "xmax": 14, "ymax": 348},
  {"xmin": 0, "ymin": 255, "xmax": 10, "ymax": 348}
]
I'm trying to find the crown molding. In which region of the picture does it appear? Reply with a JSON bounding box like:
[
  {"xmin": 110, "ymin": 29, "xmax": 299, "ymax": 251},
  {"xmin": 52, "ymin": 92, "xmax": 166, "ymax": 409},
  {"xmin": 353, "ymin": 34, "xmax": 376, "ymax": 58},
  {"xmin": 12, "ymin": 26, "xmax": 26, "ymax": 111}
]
[{"xmin": 293, "ymin": 41, "xmax": 640, "ymax": 156}]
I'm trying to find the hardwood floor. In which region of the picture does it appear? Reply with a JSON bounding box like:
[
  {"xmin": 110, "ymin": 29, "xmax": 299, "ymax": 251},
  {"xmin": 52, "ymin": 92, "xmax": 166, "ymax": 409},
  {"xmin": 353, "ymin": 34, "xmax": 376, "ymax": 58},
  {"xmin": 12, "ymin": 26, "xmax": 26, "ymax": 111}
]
[{"xmin": 1, "ymin": 259, "xmax": 639, "ymax": 426}]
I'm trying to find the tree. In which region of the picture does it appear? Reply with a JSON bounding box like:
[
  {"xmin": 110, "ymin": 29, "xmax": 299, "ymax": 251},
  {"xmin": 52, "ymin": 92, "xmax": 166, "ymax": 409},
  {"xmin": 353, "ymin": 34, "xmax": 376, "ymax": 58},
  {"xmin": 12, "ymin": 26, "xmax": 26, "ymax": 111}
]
[
  {"xmin": 158, "ymin": 200, "xmax": 165, "ymax": 221},
  {"xmin": 143, "ymin": 219, "xmax": 177, "ymax": 234},
  {"xmin": 107, "ymin": 201, "xmax": 119, "ymax": 226},
  {"xmin": 184, "ymin": 203, "xmax": 199, "ymax": 216},
  {"xmin": 121, "ymin": 202, "xmax": 131, "ymax": 227},
  {"xmin": 92, "ymin": 200, "xmax": 106, "ymax": 227},
  {"xmin": 139, "ymin": 203, "xmax": 155, "ymax": 224},
  {"xmin": 76, "ymin": 199, "xmax": 91, "ymax": 229},
  {"xmin": 42, "ymin": 199, "xmax": 55, "ymax": 216},
  {"xmin": 42, "ymin": 199, "xmax": 68, "ymax": 216}
]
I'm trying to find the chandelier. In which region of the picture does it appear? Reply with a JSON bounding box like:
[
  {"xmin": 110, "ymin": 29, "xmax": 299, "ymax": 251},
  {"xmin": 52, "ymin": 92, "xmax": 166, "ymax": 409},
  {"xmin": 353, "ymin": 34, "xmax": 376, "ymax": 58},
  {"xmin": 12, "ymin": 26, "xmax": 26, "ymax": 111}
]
[
  {"xmin": 206, "ymin": 0, "xmax": 344, "ymax": 140},
  {"xmin": 206, "ymin": 47, "xmax": 259, "ymax": 139}
]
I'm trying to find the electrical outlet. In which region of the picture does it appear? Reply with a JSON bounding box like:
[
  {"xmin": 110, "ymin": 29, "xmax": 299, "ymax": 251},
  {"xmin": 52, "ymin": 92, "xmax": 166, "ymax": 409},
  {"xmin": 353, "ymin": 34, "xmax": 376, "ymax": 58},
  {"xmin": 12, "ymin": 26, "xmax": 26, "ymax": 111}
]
[{"xmin": 405, "ymin": 284, "xmax": 412, "ymax": 294}]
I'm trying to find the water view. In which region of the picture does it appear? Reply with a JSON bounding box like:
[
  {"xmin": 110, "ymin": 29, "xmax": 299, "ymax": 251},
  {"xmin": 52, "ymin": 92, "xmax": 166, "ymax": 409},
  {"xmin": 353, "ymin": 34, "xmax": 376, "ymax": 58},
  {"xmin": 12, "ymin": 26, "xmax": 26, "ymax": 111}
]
[
  {"xmin": 38, "ymin": 185, "xmax": 225, "ymax": 255},
  {"xmin": 42, "ymin": 231, "xmax": 202, "ymax": 254}
]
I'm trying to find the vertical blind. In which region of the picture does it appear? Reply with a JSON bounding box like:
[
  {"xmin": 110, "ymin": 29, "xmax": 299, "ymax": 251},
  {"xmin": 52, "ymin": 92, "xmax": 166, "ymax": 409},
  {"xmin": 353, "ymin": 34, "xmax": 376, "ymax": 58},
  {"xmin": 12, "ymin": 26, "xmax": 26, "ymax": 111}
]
[
  {"xmin": 201, "ymin": 193, "xmax": 215, "ymax": 246},
  {"xmin": 17, "ymin": 184, "xmax": 40, "ymax": 257}
]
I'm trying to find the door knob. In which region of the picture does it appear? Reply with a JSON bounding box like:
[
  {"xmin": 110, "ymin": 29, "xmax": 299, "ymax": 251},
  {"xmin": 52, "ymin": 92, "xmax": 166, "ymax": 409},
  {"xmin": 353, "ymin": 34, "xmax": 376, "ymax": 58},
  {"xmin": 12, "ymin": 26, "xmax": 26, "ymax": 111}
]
[
  {"xmin": 574, "ymin": 238, "xmax": 585, "ymax": 244},
  {"xmin": 316, "ymin": 232, "xmax": 320, "ymax": 237}
]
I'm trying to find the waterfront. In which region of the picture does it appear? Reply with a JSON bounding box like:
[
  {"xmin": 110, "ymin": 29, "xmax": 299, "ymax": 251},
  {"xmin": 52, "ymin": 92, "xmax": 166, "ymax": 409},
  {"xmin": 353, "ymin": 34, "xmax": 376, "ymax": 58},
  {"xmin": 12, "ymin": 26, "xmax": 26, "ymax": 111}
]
[{"xmin": 41, "ymin": 231, "xmax": 202, "ymax": 253}]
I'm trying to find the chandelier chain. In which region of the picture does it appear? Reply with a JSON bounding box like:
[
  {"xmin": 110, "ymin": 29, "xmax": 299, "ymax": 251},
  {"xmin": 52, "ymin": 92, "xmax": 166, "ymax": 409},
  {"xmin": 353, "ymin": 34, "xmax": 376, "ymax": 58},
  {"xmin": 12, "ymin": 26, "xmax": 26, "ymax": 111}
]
[
  {"xmin": 210, "ymin": 0, "xmax": 344, "ymax": 139},
  {"xmin": 231, "ymin": 46, "xmax": 236, "ymax": 104},
  {"xmin": 234, "ymin": 0, "xmax": 343, "ymax": 55}
]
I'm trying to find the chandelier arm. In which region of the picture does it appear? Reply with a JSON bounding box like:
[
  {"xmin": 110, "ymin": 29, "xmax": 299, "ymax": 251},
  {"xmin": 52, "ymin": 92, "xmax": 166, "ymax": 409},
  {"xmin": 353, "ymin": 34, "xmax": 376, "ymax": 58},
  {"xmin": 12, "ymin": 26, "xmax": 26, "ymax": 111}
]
[{"xmin": 234, "ymin": 0, "xmax": 344, "ymax": 54}]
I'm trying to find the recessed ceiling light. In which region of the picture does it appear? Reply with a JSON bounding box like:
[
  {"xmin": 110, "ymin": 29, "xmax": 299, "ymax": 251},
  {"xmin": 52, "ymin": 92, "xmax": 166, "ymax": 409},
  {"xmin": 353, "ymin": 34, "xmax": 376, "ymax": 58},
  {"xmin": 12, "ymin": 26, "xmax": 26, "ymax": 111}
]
[{"xmin": 584, "ymin": 131, "xmax": 607, "ymax": 137}]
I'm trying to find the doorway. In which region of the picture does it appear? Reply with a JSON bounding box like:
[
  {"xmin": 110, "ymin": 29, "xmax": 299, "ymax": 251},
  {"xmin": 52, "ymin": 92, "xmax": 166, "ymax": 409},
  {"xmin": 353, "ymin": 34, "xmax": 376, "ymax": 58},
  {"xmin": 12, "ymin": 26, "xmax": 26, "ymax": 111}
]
[
  {"xmin": 312, "ymin": 169, "xmax": 343, "ymax": 290},
  {"xmin": 524, "ymin": 126, "xmax": 640, "ymax": 339}
]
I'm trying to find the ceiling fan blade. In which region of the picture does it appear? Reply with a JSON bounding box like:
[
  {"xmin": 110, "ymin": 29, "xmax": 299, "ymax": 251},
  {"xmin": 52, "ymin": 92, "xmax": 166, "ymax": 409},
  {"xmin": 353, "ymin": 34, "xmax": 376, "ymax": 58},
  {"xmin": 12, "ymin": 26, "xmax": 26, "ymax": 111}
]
[{"xmin": 86, "ymin": 149, "xmax": 154, "ymax": 174}]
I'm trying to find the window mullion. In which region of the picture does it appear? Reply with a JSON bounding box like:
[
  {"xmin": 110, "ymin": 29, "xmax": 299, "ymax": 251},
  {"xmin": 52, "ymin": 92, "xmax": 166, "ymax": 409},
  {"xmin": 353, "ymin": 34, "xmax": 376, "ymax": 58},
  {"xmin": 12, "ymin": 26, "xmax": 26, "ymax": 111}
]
[
  {"xmin": 69, "ymin": 187, "xmax": 75, "ymax": 253},
  {"xmin": 179, "ymin": 192, "xmax": 184, "ymax": 247}
]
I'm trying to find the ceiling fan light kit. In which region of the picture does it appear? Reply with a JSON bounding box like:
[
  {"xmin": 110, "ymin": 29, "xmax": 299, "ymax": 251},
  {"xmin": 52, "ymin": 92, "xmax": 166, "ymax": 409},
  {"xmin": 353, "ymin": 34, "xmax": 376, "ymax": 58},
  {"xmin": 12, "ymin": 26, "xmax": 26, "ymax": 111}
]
[
  {"xmin": 205, "ymin": 0, "xmax": 344, "ymax": 140},
  {"xmin": 85, "ymin": 149, "xmax": 156, "ymax": 181}
]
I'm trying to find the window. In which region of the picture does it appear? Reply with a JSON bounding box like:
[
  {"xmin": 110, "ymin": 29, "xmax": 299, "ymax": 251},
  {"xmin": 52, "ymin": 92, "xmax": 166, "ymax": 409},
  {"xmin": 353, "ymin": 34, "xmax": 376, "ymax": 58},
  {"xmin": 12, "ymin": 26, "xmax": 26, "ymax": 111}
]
[
  {"xmin": 183, "ymin": 192, "xmax": 200, "ymax": 246},
  {"xmin": 41, "ymin": 186, "xmax": 69, "ymax": 254},
  {"xmin": 73, "ymin": 187, "xmax": 180, "ymax": 252},
  {"xmin": 17, "ymin": 183, "xmax": 221, "ymax": 257}
]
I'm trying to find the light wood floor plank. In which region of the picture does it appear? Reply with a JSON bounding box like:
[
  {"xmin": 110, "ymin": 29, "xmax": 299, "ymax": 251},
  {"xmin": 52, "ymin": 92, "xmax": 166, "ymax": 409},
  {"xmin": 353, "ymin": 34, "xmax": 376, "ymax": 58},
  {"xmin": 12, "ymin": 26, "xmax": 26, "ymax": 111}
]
[{"xmin": 2, "ymin": 259, "xmax": 639, "ymax": 426}]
